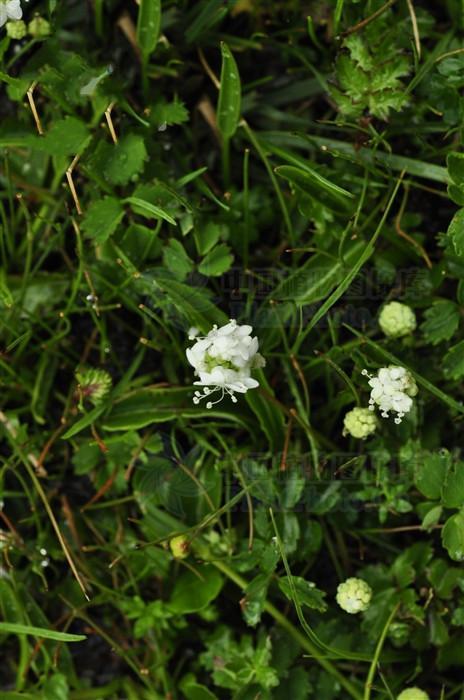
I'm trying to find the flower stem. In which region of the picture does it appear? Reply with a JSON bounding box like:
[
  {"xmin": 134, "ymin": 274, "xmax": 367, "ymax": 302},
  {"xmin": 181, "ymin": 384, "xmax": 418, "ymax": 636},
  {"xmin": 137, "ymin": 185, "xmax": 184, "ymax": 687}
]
[
  {"xmin": 241, "ymin": 119, "xmax": 294, "ymax": 243},
  {"xmin": 363, "ymin": 603, "xmax": 400, "ymax": 700},
  {"xmin": 222, "ymin": 136, "xmax": 231, "ymax": 189},
  {"xmin": 212, "ymin": 559, "xmax": 363, "ymax": 700}
]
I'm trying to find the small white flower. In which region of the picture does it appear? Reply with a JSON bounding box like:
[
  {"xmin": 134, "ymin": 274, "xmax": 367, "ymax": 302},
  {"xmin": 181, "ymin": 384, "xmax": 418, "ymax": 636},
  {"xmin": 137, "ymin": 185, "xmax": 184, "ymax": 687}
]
[
  {"xmin": 0, "ymin": 0, "xmax": 23, "ymax": 27},
  {"xmin": 343, "ymin": 407, "xmax": 377, "ymax": 439},
  {"xmin": 379, "ymin": 301, "xmax": 416, "ymax": 338},
  {"xmin": 363, "ymin": 365, "xmax": 417, "ymax": 424},
  {"xmin": 397, "ymin": 689, "xmax": 430, "ymax": 700},
  {"xmin": 186, "ymin": 319, "xmax": 265, "ymax": 407},
  {"xmin": 336, "ymin": 577, "xmax": 372, "ymax": 614}
]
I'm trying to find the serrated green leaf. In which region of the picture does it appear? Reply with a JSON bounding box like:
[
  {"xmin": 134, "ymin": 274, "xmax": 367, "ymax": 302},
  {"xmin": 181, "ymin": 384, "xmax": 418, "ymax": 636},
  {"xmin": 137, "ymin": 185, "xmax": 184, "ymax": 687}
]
[
  {"xmin": 242, "ymin": 574, "xmax": 269, "ymax": 627},
  {"xmin": 421, "ymin": 300, "xmax": 460, "ymax": 344},
  {"xmin": 442, "ymin": 510, "xmax": 464, "ymax": 562},
  {"xmin": 448, "ymin": 183, "xmax": 464, "ymax": 206},
  {"xmin": 448, "ymin": 208, "xmax": 464, "ymax": 257},
  {"xmin": 278, "ymin": 576, "xmax": 328, "ymax": 612},
  {"xmin": 368, "ymin": 90, "xmax": 407, "ymax": 120},
  {"xmin": 371, "ymin": 57, "xmax": 409, "ymax": 91},
  {"xmin": 336, "ymin": 54, "xmax": 371, "ymax": 97},
  {"xmin": 422, "ymin": 505, "xmax": 443, "ymax": 530},
  {"xmin": 274, "ymin": 667, "xmax": 311, "ymax": 700},
  {"xmin": 442, "ymin": 462, "xmax": 464, "ymax": 509},
  {"xmin": 136, "ymin": 0, "xmax": 162, "ymax": 61},
  {"xmin": 443, "ymin": 341, "xmax": 464, "ymax": 379},
  {"xmin": 343, "ymin": 35, "xmax": 373, "ymax": 71},
  {"xmin": 150, "ymin": 97, "xmax": 189, "ymax": 128},
  {"xmin": 195, "ymin": 221, "xmax": 223, "ymax": 256},
  {"xmin": 217, "ymin": 42, "xmax": 241, "ymax": 139},
  {"xmin": 162, "ymin": 239, "xmax": 194, "ymax": 281},
  {"xmin": 102, "ymin": 134, "xmax": 147, "ymax": 185},
  {"xmin": 37, "ymin": 117, "xmax": 90, "ymax": 157},
  {"xmin": 414, "ymin": 452, "xmax": 450, "ymax": 500},
  {"xmin": 39, "ymin": 52, "xmax": 102, "ymax": 109},
  {"xmin": 81, "ymin": 196, "xmax": 124, "ymax": 243},
  {"xmin": 0, "ymin": 70, "xmax": 30, "ymax": 100},
  {"xmin": 448, "ymin": 152, "xmax": 464, "ymax": 187},
  {"xmin": 198, "ymin": 243, "xmax": 233, "ymax": 277}
]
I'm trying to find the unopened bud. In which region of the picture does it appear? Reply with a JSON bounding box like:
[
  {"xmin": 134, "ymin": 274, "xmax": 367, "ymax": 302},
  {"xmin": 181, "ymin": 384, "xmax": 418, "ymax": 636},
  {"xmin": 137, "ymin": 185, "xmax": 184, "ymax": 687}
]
[{"xmin": 169, "ymin": 535, "xmax": 190, "ymax": 559}]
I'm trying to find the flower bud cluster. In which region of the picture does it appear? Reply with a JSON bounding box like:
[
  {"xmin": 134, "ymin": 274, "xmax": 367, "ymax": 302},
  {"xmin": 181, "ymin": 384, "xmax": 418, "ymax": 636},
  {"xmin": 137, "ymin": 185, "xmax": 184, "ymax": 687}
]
[
  {"xmin": 343, "ymin": 407, "xmax": 378, "ymax": 439},
  {"xmin": 397, "ymin": 689, "xmax": 430, "ymax": 700},
  {"xmin": 336, "ymin": 577, "xmax": 372, "ymax": 614},
  {"xmin": 379, "ymin": 301, "xmax": 416, "ymax": 338},
  {"xmin": 76, "ymin": 367, "xmax": 112, "ymax": 406}
]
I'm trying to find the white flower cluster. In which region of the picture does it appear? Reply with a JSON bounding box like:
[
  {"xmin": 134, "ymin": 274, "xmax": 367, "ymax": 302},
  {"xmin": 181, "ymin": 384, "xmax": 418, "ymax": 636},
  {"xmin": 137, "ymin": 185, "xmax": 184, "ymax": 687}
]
[
  {"xmin": 0, "ymin": 0, "xmax": 22, "ymax": 27},
  {"xmin": 379, "ymin": 301, "xmax": 416, "ymax": 338},
  {"xmin": 397, "ymin": 689, "xmax": 430, "ymax": 700},
  {"xmin": 363, "ymin": 366, "xmax": 418, "ymax": 424},
  {"xmin": 336, "ymin": 577, "xmax": 372, "ymax": 614},
  {"xmin": 186, "ymin": 320, "xmax": 265, "ymax": 408}
]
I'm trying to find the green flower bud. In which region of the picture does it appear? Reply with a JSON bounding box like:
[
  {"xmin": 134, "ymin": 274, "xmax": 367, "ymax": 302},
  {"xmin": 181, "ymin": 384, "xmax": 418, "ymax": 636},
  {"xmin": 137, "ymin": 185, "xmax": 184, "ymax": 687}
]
[
  {"xmin": 343, "ymin": 407, "xmax": 377, "ymax": 439},
  {"xmin": 6, "ymin": 20, "xmax": 26, "ymax": 39},
  {"xmin": 401, "ymin": 368, "xmax": 418, "ymax": 398},
  {"xmin": 28, "ymin": 16, "xmax": 51, "ymax": 38},
  {"xmin": 169, "ymin": 535, "xmax": 190, "ymax": 559},
  {"xmin": 76, "ymin": 367, "xmax": 112, "ymax": 406},
  {"xmin": 388, "ymin": 621, "xmax": 410, "ymax": 647},
  {"xmin": 397, "ymin": 688, "xmax": 430, "ymax": 700},
  {"xmin": 379, "ymin": 301, "xmax": 416, "ymax": 338},
  {"xmin": 336, "ymin": 577, "xmax": 372, "ymax": 614}
]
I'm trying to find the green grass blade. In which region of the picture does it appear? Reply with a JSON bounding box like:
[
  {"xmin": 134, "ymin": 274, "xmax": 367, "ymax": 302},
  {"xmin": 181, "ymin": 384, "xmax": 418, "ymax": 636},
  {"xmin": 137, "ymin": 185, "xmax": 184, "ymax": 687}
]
[
  {"xmin": 124, "ymin": 196, "xmax": 177, "ymax": 225},
  {"xmin": 292, "ymin": 174, "xmax": 404, "ymax": 352},
  {"xmin": 0, "ymin": 622, "xmax": 86, "ymax": 642},
  {"xmin": 275, "ymin": 164, "xmax": 354, "ymax": 212}
]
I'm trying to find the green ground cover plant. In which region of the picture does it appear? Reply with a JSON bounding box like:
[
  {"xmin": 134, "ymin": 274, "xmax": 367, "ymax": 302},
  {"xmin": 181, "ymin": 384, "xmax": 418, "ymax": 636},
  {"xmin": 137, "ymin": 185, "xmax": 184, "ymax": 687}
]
[{"xmin": 1, "ymin": 0, "xmax": 464, "ymax": 698}]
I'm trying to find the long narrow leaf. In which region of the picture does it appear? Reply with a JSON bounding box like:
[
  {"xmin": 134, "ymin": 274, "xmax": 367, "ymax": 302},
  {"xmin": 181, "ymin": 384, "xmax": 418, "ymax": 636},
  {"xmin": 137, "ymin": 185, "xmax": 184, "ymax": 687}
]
[
  {"xmin": 292, "ymin": 174, "xmax": 404, "ymax": 352},
  {"xmin": 124, "ymin": 196, "xmax": 177, "ymax": 225},
  {"xmin": 217, "ymin": 42, "xmax": 241, "ymax": 139},
  {"xmin": 0, "ymin": 622, "xmax": 86, "ymax": 642},
  {"xmin": 136, "ymin": 0, "xmax": 162, "ymax": 61}
]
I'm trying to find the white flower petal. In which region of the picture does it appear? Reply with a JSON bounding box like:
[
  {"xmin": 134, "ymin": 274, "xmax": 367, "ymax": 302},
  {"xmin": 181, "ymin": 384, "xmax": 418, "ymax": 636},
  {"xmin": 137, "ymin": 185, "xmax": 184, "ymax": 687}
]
[{"xmin": 6, "ymin": 0, "xmax": 22, "ymax": 20}]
